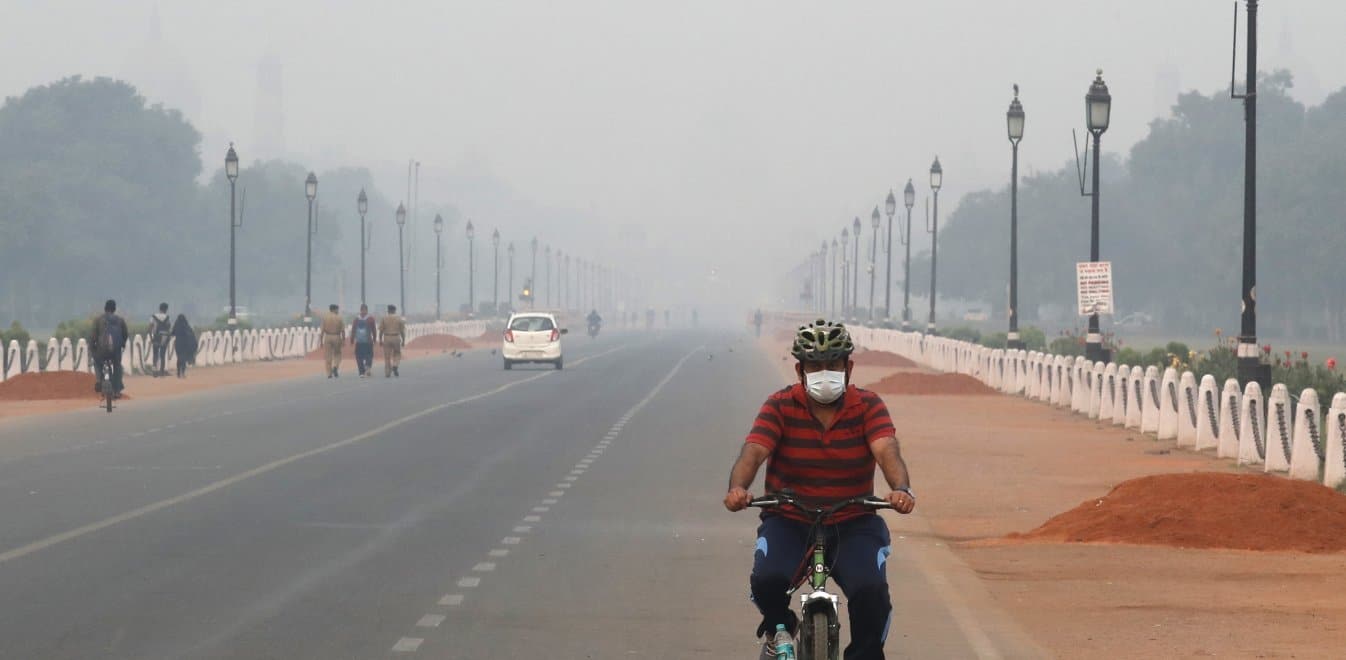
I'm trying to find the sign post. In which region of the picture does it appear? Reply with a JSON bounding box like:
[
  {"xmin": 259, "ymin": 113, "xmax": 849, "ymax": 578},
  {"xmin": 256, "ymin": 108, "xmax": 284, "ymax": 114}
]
[{"xmin": 1076, "ymin": 261, "xmax": 1114, "ymax": 316}]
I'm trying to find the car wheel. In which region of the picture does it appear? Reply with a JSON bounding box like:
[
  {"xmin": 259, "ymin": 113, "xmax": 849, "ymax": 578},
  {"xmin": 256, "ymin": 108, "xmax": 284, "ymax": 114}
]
[
  {"xmin": 554, "ymin": 359, "xmax": 563, "ymax": 371},
  {"xmin": 503, "ymin": 359, "xmax": 512, "ymax": 370}
]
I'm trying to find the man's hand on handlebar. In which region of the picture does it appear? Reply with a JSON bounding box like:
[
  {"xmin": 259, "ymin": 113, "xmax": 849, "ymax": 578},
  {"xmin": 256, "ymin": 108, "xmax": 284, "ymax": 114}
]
[
  {"xmin": 886, "ymin": 490, "xmax": 916, "ymax": 514},
  {"xmin": 723, "ymin": 486, "xmax": 752, "ymax": 512}
]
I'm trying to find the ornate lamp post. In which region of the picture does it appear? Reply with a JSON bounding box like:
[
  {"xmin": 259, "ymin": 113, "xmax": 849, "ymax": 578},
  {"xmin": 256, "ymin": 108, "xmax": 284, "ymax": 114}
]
[
  {"xmin": 225, "ymin": 144, "xmax": 240, "ymax": 326},
  {"xmin": 357, "ymin": 189, "xmax": 369, "ymax": 306},
  {"xmin": 851, "ymin": 216, "xmax": 861, "ymax": 323},
  {"xmin": 927, "ymin": 157, "xmax": 942, "ymax": 335},
  {"xmin": 1083, "ymin": 70, "xmax": 1111, "ymax": 362},
  {"xmin": 902, "ymin": 179, "xmax": 915, "ymax": 331},
  {"xmin": 466, "ymin": 221, "xmax": 476, "ymax": 314},
  {"xmin": 433, "ymin": 214, "xmax": 444, "ymax": 320},
  {"xmin": 491, "ymin": 229, "xmax": 501, "ymax": 314},
  {"xmin": 1007, "ymin": 85, "xmax": 1026, "ymax": 349},
  {"xmin": 395, "ymin": 203, "xmax": 407, "ymax": 313},
  {"xmin": 304, "ymin": 172, "xmax": 318, "ymax": 322},
  {"xmin": 884, "ymin": 190, "xmax": 896, "ymax": 324}
]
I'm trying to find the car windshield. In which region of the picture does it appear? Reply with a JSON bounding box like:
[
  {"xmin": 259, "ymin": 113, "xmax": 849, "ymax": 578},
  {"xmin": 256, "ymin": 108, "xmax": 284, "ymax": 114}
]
[{"xmin": 509, "ymin": 316, "xmax": 555, "ymax": 332}]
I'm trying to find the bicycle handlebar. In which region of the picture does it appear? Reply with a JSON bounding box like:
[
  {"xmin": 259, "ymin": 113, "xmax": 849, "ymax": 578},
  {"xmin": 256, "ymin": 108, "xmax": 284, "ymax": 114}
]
[{"xmin": 748, "ymin": 491, "xmax": 893, "ymax": 517}]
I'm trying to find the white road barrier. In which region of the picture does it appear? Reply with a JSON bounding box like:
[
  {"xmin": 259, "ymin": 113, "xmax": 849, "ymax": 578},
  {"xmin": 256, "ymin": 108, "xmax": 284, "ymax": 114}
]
[{"xmin": 846, "ymin": 327, "xmax": 1344, "ymax": 489}]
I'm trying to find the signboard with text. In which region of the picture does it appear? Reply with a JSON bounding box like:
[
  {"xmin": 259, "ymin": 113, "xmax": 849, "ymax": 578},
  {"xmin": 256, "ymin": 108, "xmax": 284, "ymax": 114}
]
[{"xmin": 1076, "ymin": 261, "xmax": 1114, "ymax": 316}]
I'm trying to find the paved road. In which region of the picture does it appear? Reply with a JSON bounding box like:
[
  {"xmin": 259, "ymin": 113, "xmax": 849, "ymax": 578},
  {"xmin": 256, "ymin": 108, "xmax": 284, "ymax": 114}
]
[{"xmin": 0, "ymin": 330, "xmax": 1043, "ymax": 659}]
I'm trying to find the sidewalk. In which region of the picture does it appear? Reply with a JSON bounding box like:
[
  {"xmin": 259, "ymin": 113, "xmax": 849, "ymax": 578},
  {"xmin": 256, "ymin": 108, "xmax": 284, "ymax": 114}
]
[{"xmin": 765, "ymin": 339, "xmax": 1346, "ymax": 658}]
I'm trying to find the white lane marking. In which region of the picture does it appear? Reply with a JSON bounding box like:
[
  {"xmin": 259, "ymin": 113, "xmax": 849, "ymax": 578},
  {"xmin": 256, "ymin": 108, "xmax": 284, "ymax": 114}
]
[
  {"xmin": 0, "ymin": 343, "xmax": 632, "ymax": 567},
  {"xmin": 578, "ymin": 459, "xmax": 594, "ymax": 465},
  {"xmin": 513, "ymin": 525, "xmax": 532, "ymax": 533},
  {"xmin": 532, "ymin": 506, "xmax": 549, "ymax": 512},
  {"xmin": 523, "ymin": 515, "xmax": 542, "ymax": 522},
  {"xmin": 130, "ymin": 432, "xmax": 145, "ymax": 438},
  {"xmin": 146, "ymin": 428, "xmax": 161, "ymax": 433},
  {"xmin": 548, "ymin": 490, "xmax": 564, "ymax": 497},
  {"xmin": 458, "ymin": 577, "xmax": 481, "ymax": 588},
  {"xmin": 473, "ymin": 562, "xmax": 496, "ymax": 572},
  {"xmin": 563, "ymin": 476, "xmax": 578, "ymax": 482},
  {"xmin": 391, "ymin": 637, "xmax": 423, "ymax": 652},
  {"xmin": 439, "ymin": 594, "xmax": 464, "ymax": 606},
  {"xmin": 103, "ymin": 465, "xmax": 224, "ymax": 471},
  {"xmin": 416, "ymin": 614, "xmax": 446, "ymax": 628},
  {"xmin": 502, "ymin": 536, "xmax": 522, "ymax": 544},
  {"xmin": 556, "ymin": 483, "xmax": 572, "ymax": 489},
  {"xmin": 542, "ymin": 498, "xmax": 558, "ymax": 505},
  {"xmin": 569, "ymin": 469, "xmax": 584, "ymax": 475},
  {"xmin": 489, "ymin": 548, "xmax": 509, "ymax": 557}
]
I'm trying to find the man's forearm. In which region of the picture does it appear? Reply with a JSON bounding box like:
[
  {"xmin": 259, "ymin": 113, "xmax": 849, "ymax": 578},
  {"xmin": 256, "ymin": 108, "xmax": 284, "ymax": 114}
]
[
  {"xmin": 728, "ymin": 443, "xmax": 770, "ymax": 490},
  {"xmin": 872, "ymin": 437, "xmax": 911, "ymax": 490}
]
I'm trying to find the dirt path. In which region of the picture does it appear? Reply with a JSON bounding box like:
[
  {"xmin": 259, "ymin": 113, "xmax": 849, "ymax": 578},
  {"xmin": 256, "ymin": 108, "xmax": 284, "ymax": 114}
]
[
  {"xmin": 0, "ymin": 345, "xmax": 469, "ymax": 423},
  {"xmin": 761, "ymin": 338, "xmax": 1346, "ymax": 658}
]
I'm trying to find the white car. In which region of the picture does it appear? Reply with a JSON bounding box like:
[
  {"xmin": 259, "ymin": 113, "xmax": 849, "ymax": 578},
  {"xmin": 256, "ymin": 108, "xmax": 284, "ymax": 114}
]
[{"xmin": 502, "ymin": 312, "xmax": 567, "ymax": 370}]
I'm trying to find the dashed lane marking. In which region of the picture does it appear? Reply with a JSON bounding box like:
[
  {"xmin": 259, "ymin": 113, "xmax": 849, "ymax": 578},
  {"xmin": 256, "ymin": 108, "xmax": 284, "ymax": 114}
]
[
  {"xmin": 416, "ymin": 615, "xmax": 445, "ymax": 628},
  {"xmin": 391, "ymin": 637, "xmax": 423, "ymax": 653},
  {"xmin": 438, "ymin": 594, "xmax": 464, "ymax": 606}
]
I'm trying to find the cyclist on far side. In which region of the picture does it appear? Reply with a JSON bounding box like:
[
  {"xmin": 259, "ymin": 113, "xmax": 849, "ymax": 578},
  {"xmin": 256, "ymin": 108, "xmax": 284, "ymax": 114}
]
[
  {"xmin": 90, "ymin": 299, "xmax": 129, "ymax": 397},
  {"xmin": 723, "ymin": 319, "xmax": 916, "ymax": 660}
]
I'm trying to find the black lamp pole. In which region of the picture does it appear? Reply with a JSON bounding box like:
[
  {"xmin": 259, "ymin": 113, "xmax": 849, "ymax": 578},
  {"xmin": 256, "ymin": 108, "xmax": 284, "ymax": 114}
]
[
  {"xmin": 884, "ymin": 191, "xmax": 896, "ymax": 324},
  {"xmin": 357, "ymin": 189, "xmax": 369, "ymax": 306},
  {"xmin": 927, "ymin": 158, "xmax": 942, "ymax": 335},
  {"xmin": 491, "ymin": 229, "xmax": 500, "ymax": 314},
  {"xmin": 433, "ymin": 214, "xmax": 443, "ymax": 320},
  {"xmin": 304, "ymin": 172, "xmax": 317, "ymax": 322},
  {"xmin": 1084, "ymin": 70, "xmax": 1111, "ymax": 363},
  {"xmin": 1007, "ymin": 85, "xmax": 1026, "ymax": 350},
  {"xmin": 851, "ymin": 217, "xmax": 861, "ymax": 323},
  {"xmin": 395, "ymin": 203, "xmax": 407, "ymax": 314},
  {"xmin": 466, "ymin": 221, "xmax": 476, "ymax": 314},
  {"xmin": 1236, "ymin": 0, "xmax": 1264, "ymax": 387},
  {"xmin": 225, "ymin": 144, "xmax": 239, "ymax": 326},
  {"xmin": 902, "ymin": 180, "xmax": 914, "ymax": 331}
]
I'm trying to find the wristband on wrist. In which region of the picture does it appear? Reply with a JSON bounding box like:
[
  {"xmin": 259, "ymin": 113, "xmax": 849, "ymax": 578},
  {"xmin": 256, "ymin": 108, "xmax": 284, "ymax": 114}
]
[{"xmin": 894, "ymin": 486, "xmax": 915, "ymax": 499}]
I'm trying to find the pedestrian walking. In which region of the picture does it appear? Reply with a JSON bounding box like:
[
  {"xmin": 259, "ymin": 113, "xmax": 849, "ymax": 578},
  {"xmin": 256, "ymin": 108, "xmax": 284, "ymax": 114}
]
[
  {"xmin": 149, "ymin": 302, "xmax": 172, "ymax": 377},
  {"xmin": 321, "ymin": 304, "xmax": 345, "ymax": 378},
  {"xmin": 351, "ymin": 304, "xmax": 377, "ymax": 378},
  {"xmin": 171, "ymin": 314, "xmax": 196, "ymax": 378},
  {"xmin": 378, "ymin": 304, "xmax": 406, "ymax": 378}
]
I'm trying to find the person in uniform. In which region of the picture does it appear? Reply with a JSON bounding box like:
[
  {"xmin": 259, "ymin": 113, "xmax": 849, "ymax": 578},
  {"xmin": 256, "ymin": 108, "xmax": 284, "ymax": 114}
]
[
  {"xmin": 378, "ymin": 304, "xmax": 406, "ymax": 378},
  {"xmin": 320, "ymin": 304, "xmax": 345, "ymax": 378}
]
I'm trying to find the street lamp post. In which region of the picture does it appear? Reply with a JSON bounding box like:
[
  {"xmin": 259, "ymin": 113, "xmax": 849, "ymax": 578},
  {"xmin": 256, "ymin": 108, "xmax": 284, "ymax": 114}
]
[
  {"xmin": 466, "ymin": 221, "xmax": 476, "ymax": 315},
  {"xmin": 225, "ymin": 144, "xmax": 239, "ymax": 326},
  {"xmin": 1007, "ymin": 85, "xmax": 1026, "ymax": 350},
  {"xmin": 395, "ymin": 203, "xmax": 407, "ymax": 314},
  {"xmin": 884, "ymin": 191, "xmax": 896, "ymax": 324},
  {"xmin": 840, "ymin": 228, "xmax": 850, "ymax": 320},
  {"xmin": 869, "ymin": 207, "xmax": 879, "ymax": 324},
  {"xmin": 507, "ymin": 242, "xmax": 515, "ymax": 316},
  {"xmin": 902, "ymin": 180, "xmax": 915, "ymax": 331},
  {"xmin": 304, "ymin": 172, "xmax": 317, "ymax": 322},
  {"xmin": 830, "ymin": 238, "xmax": 839, "ymax": 319},
  {"xmin": 491, "ymin": 229, "xmax": 500, "ymax": 315},
  {"xmin": 1235, "ymin": 0, "xmax": 1265, "ymax": 387},
  {"xmin": 1084, "ymin": 70, "xmax": 1111, "ymax": 363},
  {"xmin": 433, "ymin": 214, "xmax": 443, "ymax": 320},
  {"xmin": 927, "ymin": 158, "xmax": 942, "ymax": 335},
  {"xmin": 357, "ymin": 189, "xmax": 369, "ymax": 306},
  {"xmin": 530, "ymin": 237, "xmax": 538, "ymax": 309},
  {"xmin": 851, "ymin": 217, "xmax": 861, "ymax": 323}
]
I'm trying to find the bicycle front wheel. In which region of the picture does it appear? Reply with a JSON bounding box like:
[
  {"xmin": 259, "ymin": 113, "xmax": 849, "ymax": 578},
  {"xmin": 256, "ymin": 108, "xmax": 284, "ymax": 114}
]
[{"xmin": 807, "ymin": 610, "xmax": 830, "ymax": 660}]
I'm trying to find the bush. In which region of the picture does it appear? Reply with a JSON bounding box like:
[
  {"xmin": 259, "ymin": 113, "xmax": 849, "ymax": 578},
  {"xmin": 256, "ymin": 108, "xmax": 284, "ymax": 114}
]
[
  {"xmin": 0, "ymin": 321, "xmax": 30, "ymax": 346},
  {"xmin": 943, "ymin": 326, "xmax": 981, "ymax": 343},
  {"xmin": 208, "ymin": 313, "xmax": 254, "ymax": 331},
  {"xmin": 1048, "ymin": 336, "xmax": 1083, "ymax": 356},
  {"xmin": 53, "ymin": 317, "xmax": 95, "ymax": 342},
  {"xmin": 979, "ymin": 331, "xmax": 1008, "ymax": 348},
  {"xmin": 1019, "ymin": 326, "xmax": 1048, "ymax": 351}
]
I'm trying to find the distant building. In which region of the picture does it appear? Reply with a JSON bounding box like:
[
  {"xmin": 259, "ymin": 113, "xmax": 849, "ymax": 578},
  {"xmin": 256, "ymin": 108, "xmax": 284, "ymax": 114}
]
[{"xmin": 120, "ymin": 6, "xmax": 202, "ymax": 120}]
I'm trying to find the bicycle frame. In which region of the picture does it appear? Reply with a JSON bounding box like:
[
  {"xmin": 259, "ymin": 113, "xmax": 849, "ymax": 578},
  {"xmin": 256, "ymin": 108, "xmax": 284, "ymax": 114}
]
[{"xmin": 749, "ymin": 492, "xmax": 892, "ymax": 660}]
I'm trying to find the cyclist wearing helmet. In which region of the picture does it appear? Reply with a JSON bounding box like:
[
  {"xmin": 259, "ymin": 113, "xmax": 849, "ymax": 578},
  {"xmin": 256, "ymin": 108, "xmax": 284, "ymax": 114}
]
[{"xmin": 724, "ymin": 319, "xmax": 915, "ymax": 660}]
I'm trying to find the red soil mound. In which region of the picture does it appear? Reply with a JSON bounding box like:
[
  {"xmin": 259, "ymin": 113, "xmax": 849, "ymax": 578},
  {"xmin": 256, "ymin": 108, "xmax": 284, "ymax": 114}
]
[
  {"xmin": 852, "ymin": 350, "xmax": 917, "ymax": 368},
  {"xmin": 868, "ymin": 372, "xmax": 995, "ymax": 396},
  {"xmin": 406, "ymin": 334, "xmax": 471, "ymax": 350},
  {"xmin": 0, "ymin": 371, "xmax": 132, "ymax": 401},
  {"xmin": 1008, "ymin": 472, "xmax": 1346, "ymax": 553}
]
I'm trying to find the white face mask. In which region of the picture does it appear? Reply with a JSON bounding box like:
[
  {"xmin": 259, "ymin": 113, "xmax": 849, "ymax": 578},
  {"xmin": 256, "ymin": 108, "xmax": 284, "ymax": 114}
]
[{"xmin": 804, "ymin": 370, "xmax": 846, "ymax": 404}]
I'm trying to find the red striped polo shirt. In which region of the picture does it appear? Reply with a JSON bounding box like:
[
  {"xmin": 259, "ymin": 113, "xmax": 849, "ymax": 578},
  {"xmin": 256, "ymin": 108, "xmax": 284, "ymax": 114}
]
[{"xmin": 745, "ymin": 383, "xmax": 896, "ymax": 523}]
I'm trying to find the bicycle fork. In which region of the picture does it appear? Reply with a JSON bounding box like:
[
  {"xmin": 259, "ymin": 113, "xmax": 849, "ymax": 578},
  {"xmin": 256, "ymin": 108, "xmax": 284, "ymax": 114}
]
[{"xmin": 796, "ymin": 530, "xmax": 841, "ymax": 660}]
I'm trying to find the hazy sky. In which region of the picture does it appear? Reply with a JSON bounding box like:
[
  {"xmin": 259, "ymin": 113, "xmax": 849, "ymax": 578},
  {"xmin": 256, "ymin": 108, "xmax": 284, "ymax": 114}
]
[{"xmin": 5, "ymin": 1, "xmax": 1343, "ymax": 315}]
